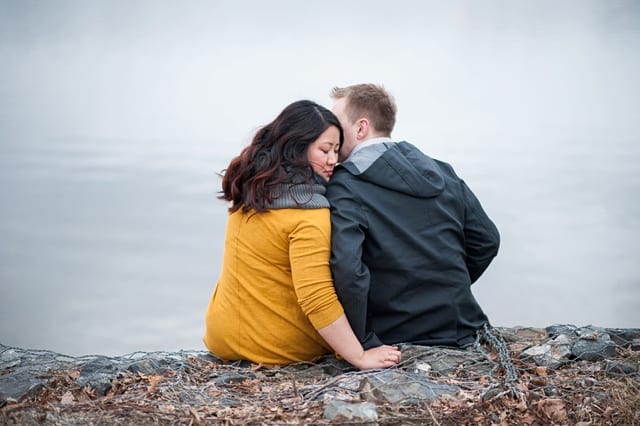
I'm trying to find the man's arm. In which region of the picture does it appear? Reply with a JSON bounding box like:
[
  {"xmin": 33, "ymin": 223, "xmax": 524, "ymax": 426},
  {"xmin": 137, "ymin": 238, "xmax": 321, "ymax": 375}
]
[
  {"xmin": 461, "ymin": 181, "xmax": 500, "ymax": 283},
  {"xmin": 287, "ymin": 209, "xmax": 400, "ymax": 369},
  {"xmin": 327, "ymin": 175, "xmax": 383, "ymax": 348}
]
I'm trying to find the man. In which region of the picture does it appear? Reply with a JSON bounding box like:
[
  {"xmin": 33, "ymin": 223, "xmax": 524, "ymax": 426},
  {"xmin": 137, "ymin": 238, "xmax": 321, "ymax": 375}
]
[{"xmin": 327, "ymin": 83, "xmax": 500, "ymax": 349}]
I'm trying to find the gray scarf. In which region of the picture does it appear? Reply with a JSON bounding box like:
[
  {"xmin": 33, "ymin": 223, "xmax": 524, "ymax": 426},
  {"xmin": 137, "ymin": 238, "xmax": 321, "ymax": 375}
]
[{"xmin": 264, "ymin": 182, "xmax": 330, "ymax": 209}]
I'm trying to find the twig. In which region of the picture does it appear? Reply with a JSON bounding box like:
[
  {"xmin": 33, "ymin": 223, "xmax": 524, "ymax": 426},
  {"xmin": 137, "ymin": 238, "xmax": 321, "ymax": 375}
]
[
  {"xmin": 425, "ymin": 403, "xmax": 441, "ymax": 426},
  {"xmin": 301, "ymin": 375, "xmax": 347, "ymax": 400}
]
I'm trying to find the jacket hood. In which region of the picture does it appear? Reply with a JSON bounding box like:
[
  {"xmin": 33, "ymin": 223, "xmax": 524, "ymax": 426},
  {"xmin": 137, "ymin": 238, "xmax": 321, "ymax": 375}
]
[{"xmin": 340, "ymin": 141, "xmax": 444, "ymax": 198}]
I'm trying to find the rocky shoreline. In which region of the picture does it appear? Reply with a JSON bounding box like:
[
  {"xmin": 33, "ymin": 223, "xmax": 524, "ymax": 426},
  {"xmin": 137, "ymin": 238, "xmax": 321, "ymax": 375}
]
[{"xmin": 2, "ymin": 324, "xmax": 639, "ymax": 425}]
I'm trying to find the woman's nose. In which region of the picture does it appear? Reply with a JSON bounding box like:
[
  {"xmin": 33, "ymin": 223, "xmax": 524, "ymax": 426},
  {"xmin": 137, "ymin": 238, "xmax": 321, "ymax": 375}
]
[{"xmin": 328, "ymin": 151, "xmax": 338, "ymax": 165}]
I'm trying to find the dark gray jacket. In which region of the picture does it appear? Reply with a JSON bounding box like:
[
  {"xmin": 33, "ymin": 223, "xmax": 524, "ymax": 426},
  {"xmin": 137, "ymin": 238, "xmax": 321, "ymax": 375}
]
[{"xmin": 327, "ymin": 141, "xmax": 499, "ymax": 349}]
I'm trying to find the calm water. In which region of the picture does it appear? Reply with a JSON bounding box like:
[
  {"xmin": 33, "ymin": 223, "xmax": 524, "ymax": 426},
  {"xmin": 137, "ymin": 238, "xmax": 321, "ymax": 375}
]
[{"xmin": 1, "ymin": 1, "xmax": 639, "ymax": 356}]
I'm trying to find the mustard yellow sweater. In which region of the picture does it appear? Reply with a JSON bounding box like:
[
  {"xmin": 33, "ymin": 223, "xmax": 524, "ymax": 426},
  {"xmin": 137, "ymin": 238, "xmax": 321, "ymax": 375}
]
[{"xmin": 203, "ymin": 208, "xmax": 344, "ymax": 364}]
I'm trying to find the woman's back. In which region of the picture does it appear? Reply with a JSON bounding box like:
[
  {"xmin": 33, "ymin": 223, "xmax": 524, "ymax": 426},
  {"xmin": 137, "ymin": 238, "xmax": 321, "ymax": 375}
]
[{"xmin": 203, "ymin": 207, "xmax": 343, "ymax": 364}]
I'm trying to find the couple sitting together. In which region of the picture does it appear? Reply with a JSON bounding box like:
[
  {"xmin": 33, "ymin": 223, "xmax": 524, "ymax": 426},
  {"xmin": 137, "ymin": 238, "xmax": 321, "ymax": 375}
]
[{"xmin": 203, "ymin": 83, "xmax": 500, "ymax": 370}]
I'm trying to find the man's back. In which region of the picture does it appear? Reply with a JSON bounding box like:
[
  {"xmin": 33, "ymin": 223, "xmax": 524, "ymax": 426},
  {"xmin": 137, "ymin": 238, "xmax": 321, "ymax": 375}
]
[{"xmin": 327, "ymin": 141, "xmax": 500, "ymax": 349}]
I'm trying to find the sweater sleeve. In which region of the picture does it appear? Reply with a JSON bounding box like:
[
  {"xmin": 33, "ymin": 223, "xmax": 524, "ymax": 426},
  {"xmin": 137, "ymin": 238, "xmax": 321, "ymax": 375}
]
[{"xmin": 289, "ymin": 208, "xmax": 344, "ymax": 330}]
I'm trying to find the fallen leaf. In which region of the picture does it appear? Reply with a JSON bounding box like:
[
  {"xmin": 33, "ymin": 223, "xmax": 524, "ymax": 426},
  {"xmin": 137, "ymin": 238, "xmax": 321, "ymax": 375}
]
[
  {"xmin": 60, "ymin": 391, "xmax": 75, "ymax": 405},
  {"xmin": 538, "ymin": 398, "xmax": 567, "ymax": 422},
  {"xmin": 146, "ymin": 375, "xmax": 162, "ymax": 393},
  {"xmin": 159, "ymin": 404, "xmax": 176, "ymax": 413},
  {"xmin": 83, "ymin": 385, "xmax": 96, "ymax": 399},
  {"xmin": 515, "ymin": 399, "xmax": 528, "ymax": 412},
  {"xmin": 535, "ymin": 366, "xmax": 548, "ymax": 376}
]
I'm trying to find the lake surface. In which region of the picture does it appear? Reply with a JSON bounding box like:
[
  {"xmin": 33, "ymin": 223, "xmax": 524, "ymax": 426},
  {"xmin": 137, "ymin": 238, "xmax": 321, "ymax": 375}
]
[{"xmin": 1, "ymin": 1, "xmax": 639, "ymax": 356}]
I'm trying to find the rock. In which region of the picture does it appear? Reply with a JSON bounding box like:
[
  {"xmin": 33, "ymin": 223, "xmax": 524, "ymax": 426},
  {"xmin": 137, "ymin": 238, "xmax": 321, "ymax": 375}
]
[
  {"xmin": 0, "ymin": 348, "xmax": 22, "ymax": 370},
  {"xmin": 605, "ymin": 328, "xmax": 640, "ymax": 349},
  {"xmin": 75, "ymin": 357, "xmax": 122, "ymax": 396},
  {"xmin": 575, "ymin": 326, "xmax": 606, "ymax": 340},
  {"xmin": 319, "ymin": 358, "xmax": 355, "ymax": 376},
  {"xmin": 571, "ymin": 333, "xmax": 617, "ymax": 361},
  {"xmin": 211, "ymin": 371, "xmax": 256, "ymax": 385},
  {"xmin": 522, "ymin": 334, "xmax": 572, "ymax": 369},
  {"xmin": 543, "ymin": 386, "xmax": 561, "ymax": 397},
  {"xmin": 575, "ymin": 377, "xmax": 598, "ymax": 387},
  {"xmin": 400, "ymin": 344, "xmax": 494, "ymax": 377},
  {"xmin": 195, "ymin": 352, "xmax": 224, "ymax": 364},
  {"xmin": 0, "ymin": 370, "xmax": 46, "ymax": 403},
  {"xmin": 604, "ymin": 360, "xmax": 638, "ymax": 376},
  {"xmin": 359, "ymin": 370, "xmax": 459, "ymax": 404},
  {"xmin": 498, "ymin": 327, "xmax": 547, "ymax": 343},
  {"xmin": 323, "ymin": 399, "xmax": 378, "ymax": 422},
  {"xmin": 1, "ymin": 345, "xmax": 77, "ymax": 404},
  {"xmin": 127, "ymin": 357, "xmax": 170, "ymax": 375},
  {"xmin": 546, "ymin": 324, "xmax": 577, "ymax": 337}
]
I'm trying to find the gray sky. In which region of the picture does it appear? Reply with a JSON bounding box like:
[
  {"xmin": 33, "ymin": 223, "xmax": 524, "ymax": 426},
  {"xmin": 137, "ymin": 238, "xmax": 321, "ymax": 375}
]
[{"xmin": 2, "ymin": 0, "xmax": 638, "ymax": 150}]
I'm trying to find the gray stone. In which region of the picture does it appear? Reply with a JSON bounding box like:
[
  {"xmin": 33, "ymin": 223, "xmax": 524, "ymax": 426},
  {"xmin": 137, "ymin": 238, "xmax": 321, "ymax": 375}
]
[
  {"xmin": 195, "ymin": 352, "xmax": 224, "ymax": 364},
  {"xmin": 498, "ymin": 327, "xmax": 547, "ymax": 343},
  {"xmin": 127, "ymin": 357, "xmax": 169, "ymax": 375},
  {"xmin": 311, "ymin": 355, "xmax": 354, "ymax": 376},
  {"xmin": 215, "ymin": 397, "xmax": 242, "ymax": 407},
  {"xmin": 0, "ymin": 348, "xmax": 22, "ymax": 370},
  {"xmin": 571, "ymin": 334, "xmax": 617, "ymax": 361},
  {"xmin": 480, "ymin": 387, "xmax": 503, "ymax": 401},
  {"xmin": 211, "ymin": 372, "xmax": 256, "ymax": 385},
  {"xmin": 323, "ymin": 399, "xmax": 378, "ymax": 423},
  {"xmin": 604, "ymin": 360, "xmax": 638, "ymax": 376},
  {"xmin": 576, "ymin": 326, "xmax": 612, "ymax": 341},
  {"xmin": 0, "ymin": 370, "xmax": 46, "ymax": 403},
  {"xmin": 359, "ymin": 370, "xmax": 459, "ymax": 404},
  {"xmin": 399, "ymin": 344, "xmax": 494, "ymax": 377},
  {"xmin": 75, "ymin": 357, "xmax": 122, "ymax": 396},
  {"xmin": 543, "ymin": 386, "xmax": 561, "ymax": 397},
  {"xmin": 605, "ymin": 328, "xmax": 640, "ymax": 348},
  {"xmin": 576, "ymin": 377, "xmax": 598, "ymax": 387},
  {"xmin": 1, "ymin": 345, "xmax": 80, "ymax": 403},
  {"xmin": 522, "ymin": 334, "xmax": 572, "ymax": 369},
  {"xmin": 546, "ymin": 324, "xmax": 577, "ymax": 338}
]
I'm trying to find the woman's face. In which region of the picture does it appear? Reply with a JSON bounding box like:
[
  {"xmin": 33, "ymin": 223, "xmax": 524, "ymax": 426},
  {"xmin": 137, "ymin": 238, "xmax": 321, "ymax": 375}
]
[{"xmin": 307, "ymin": 125, "xmax": 340, "ymax": 181}]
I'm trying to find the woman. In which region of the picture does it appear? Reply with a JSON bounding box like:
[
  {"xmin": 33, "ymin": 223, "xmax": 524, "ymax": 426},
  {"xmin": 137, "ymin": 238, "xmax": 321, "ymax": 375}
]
[{"xmin": 203, "ymin": 100, "xmax": 401, "ymax": 369}]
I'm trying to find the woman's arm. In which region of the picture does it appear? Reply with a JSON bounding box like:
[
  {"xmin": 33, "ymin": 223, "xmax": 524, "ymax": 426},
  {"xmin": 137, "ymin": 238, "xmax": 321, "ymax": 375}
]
[
  {"xmin": 290, "ymin": 209, "xmax": 401, "ymax": 369},
  {"xmin": 317, "ymin": 314, "xmax": 401, "ymax": 370}
]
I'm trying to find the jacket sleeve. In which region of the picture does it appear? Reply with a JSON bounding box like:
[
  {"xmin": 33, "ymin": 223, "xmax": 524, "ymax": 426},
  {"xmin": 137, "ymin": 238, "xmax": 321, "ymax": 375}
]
[
  {"xmin": 461, "ymin": 181, "xmax": 500, "ymax": 283},
  {"xmin": 326, "ymin": 175, "xmax": 384, "ymax": 349}
]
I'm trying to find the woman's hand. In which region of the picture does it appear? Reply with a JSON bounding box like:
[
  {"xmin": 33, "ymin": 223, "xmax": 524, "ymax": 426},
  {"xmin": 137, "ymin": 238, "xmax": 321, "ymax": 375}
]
[
  {"xmin": 316, "ymin": 314, "xmax": 401, "ymax": 370},
  {"xmin": 351, "ymin": 344, "xmax": 402, "ymax": 370}
]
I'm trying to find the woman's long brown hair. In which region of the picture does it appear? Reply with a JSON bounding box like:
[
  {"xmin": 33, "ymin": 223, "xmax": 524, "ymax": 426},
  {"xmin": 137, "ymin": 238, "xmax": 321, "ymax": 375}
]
[{"xmin": 220, "ymin": 100, "xmax": 343, "ymax": 213}]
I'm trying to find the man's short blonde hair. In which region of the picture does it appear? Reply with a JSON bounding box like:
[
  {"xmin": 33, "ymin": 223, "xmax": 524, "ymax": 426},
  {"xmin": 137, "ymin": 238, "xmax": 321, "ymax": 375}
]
[{"xmin": 330, "ymin": 83, "xmax": 397, "ymax": 136}]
